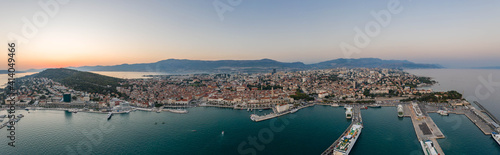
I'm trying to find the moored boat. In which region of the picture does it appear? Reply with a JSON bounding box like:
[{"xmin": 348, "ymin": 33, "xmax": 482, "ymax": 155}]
[
  {"xmin": 345, "ymin": 107, "xmax": 353, "ymax": 119},
  {"xmin": 107, "ymin": 112, "xmax": 113, "ymax": 120},
  {"xmin": 492, "ymin": 132, "xmax": 500, "ymax": 146},
  {"xmin": 333, "ymin": 123, "xmax": 362, "ymax": 155},
  {"xmin": 398, "ymin": 104, "xmax": 404, "ymax": 117}
]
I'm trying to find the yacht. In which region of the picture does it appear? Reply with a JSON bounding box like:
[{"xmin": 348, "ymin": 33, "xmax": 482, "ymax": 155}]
[
  {"xmin": 107, "ymin": 112, "xmax": 113, "ymax": 120},
  {"xmin": 437, "ymin": 110, "xmax": 448, "ymax": 116},
  {"xmin": 369, "ymin": 104, "xmax": 381, "ymax": 108},
  {"xmin": 492, "ymin": 132, "xmax": 500, "ymax": 146}
]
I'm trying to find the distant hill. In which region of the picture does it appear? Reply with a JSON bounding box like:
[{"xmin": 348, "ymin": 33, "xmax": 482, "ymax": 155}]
[
  {"xmin": 310, "ymin": 58, "xmax": 442, "ymax": 69},
  {"xmin": 472, "ymin": 66, "xmax": 500, "ymax": 69},
  {"xmin": 69, "ymin": 58, "xmax": 442, "ymax": 73},
  {"xmin": 23, "ymin": 68, "xmax": 124, "ymax": 95}
]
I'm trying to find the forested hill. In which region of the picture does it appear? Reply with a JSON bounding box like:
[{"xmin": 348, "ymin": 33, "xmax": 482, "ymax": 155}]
[{"xmin": 23, "ymin": 68, "xmax": 124, "ymax": 95}]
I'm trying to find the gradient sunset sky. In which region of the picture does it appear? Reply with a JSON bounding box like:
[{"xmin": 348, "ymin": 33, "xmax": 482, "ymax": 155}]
[{"xmin": 1, "ymin": 0, "xmax": 499, "ymax": 70}]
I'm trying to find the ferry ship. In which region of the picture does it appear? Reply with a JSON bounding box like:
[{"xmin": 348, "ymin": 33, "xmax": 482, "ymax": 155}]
[
  {"xmin": 492, "ymin": 132, "xmax": 500, "ymax": 146},
  {"xmin": 420, "ymin": 140, "xmax": 438, "ymax": 155},
  {"xmin": 345, "ymin": 107, "xmax": 353, "ymax": 119},
  {"xmin": 333, "ymin": 123, "xmax": 362, "ymax": 155},
  {"xmin": 397, "ymin": 105, "xmax": 404, "ymax": 117}
]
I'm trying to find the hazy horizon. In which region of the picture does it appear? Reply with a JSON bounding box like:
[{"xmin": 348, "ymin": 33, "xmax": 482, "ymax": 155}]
[{"xmin": 1, "ymin": 0, "xmax": 499, "ymax": 70}]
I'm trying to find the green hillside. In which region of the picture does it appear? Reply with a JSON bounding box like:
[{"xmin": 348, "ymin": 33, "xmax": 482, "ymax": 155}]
[{"xmin": 27, "ymin": 68, "xmax": 124, "ymax": 95}]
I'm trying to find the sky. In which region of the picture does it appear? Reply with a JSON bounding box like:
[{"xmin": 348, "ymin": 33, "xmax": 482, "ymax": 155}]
[{"xmin": 0, "ymin": 0, "xmax": 499, "ymax": 70}]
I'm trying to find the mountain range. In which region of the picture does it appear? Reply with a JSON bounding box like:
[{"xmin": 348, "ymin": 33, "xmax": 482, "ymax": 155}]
[{"xmin": 67, "ymin": 58, "xmax": 442, "ymax": 73}]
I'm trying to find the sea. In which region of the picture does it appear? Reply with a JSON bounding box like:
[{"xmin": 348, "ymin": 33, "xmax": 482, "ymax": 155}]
[{"xmin": 0, "ymin": 69, "xmax": 499, "ymax": 154}]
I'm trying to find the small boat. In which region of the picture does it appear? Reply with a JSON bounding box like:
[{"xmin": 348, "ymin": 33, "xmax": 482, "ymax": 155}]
[
  {"xmin": 290, "ymin": 109, "xmax": 298, "ymax": 113},
  {"xmin": 259, "ymin": 109, "xmax": 263, "ymax": 112},
  {"xmin": 154, "ymin": 122, "xmax": 157, "ymax": 125},
  {"xmin": 0, "ymin": 115, "xmax": 6, "ymax": 118},
  {"xmin": 25, "ymin": 108, "xmax": 30, "ymax": 111},
  {"xmin": 222, "ymin": 131, "xmax": 224, "ymax": 135},
  {"xmin": 162, "ymin": 122, "xmax": 165, "ymax": 124},
  {"xmin": 437, "ymin": 110, "xmax": 448, "ymax": 116}
]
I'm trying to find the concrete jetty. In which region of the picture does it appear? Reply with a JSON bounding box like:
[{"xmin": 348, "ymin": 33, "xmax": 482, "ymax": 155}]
[{"xmin": 408, "ymin": 103, "xmax": 445, "ymax": 155}]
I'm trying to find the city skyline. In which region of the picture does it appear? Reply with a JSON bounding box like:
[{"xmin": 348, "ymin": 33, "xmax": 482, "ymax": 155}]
[{"xmin": 1, "ymin": 0, "xmax": 499, "ymax": 70}]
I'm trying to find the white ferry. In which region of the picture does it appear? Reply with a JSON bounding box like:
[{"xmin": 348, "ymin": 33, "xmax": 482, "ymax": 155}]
[
  {"xmin": 420, "ymin": 140, "xmax": 438, "ymax": 155},
  {"xmin": 333, "ymin": 123, "xmax": 362, "ymax": 155},
  {"xmin": 492, "ymin": 132, "xmax": 500, "ymax": 146},
  {"xmin": 397, "ymin": 105, "xmax": 404, "ymax": 117},
  {"xmin": 345, "ymin": 107, "xmax": 353, "ymax": 119}
]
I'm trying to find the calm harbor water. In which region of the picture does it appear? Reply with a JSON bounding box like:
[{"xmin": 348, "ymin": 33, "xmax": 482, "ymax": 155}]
[
  {"xmin": 0, "ymin": 69, "xmax": 499, "ymax": 154},
  {"xmin": 0, "ymin": 106, "xmax": 352, "ymax": 155},
  {"xmin": 0, "ymin": 106, "xmax": 439, "ymax": 155}
]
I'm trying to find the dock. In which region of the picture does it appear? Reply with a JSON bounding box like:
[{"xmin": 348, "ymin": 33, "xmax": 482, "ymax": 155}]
[
  {"xmin": 408, "ymin": 103, "xmax": 445, "ymax": 155},
  {"xmin": 321, "ymin": 105, "xmax": 362, "ymax": 155}
]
